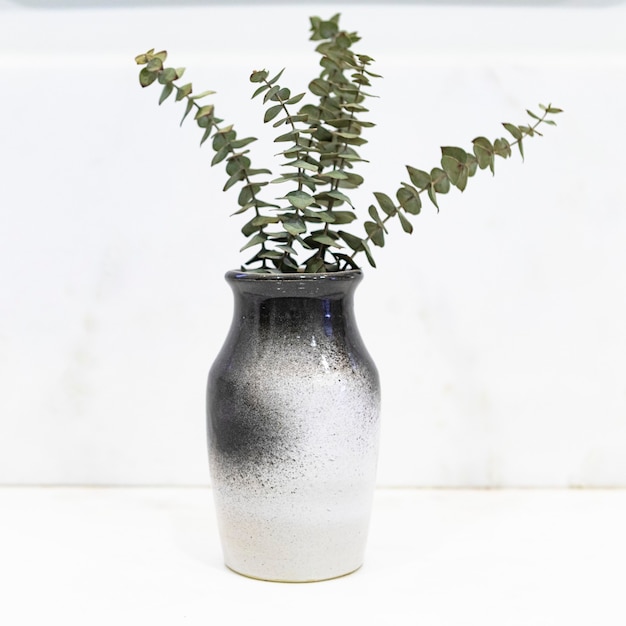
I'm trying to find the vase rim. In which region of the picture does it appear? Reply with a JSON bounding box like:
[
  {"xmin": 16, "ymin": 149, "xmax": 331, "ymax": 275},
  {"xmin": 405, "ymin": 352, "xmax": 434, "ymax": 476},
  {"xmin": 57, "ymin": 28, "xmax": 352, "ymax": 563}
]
[{"xmin": 225, "ymin": 269, "xmax": 363, "ymax": 282}]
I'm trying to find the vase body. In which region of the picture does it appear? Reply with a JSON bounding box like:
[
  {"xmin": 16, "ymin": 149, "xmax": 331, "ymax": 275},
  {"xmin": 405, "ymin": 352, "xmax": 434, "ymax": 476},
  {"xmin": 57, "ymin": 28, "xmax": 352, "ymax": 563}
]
[{"xmin": 206, "ymin": 270, "xmax": 380, "ymax": 582}]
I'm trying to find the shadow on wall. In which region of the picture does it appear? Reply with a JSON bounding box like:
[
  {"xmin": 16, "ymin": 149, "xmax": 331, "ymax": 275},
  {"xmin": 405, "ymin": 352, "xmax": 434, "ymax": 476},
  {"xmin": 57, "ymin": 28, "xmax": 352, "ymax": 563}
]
[{"xmin": 6, "ymin": 0, "xmax": 626, "ymax": 8}]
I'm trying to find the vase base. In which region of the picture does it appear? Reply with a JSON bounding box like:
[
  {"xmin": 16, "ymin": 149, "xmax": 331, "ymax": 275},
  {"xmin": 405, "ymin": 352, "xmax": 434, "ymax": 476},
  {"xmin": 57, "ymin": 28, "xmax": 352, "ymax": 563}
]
[{"xmin": 225, "ymin": 562, "xmax": 363, "ymax": 584}]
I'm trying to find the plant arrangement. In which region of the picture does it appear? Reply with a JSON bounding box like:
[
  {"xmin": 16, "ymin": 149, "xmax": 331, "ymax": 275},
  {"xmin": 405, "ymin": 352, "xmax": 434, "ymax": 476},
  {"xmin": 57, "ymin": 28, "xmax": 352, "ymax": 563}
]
[{"xmin": 135, "ymin": 14, "xmax": 561, "ymax": 274}]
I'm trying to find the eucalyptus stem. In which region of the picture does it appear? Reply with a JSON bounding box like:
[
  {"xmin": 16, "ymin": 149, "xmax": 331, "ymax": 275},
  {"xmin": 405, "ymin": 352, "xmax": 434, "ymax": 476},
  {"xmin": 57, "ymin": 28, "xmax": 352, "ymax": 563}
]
[{"xmin": 134, "ymin": 16, "xmax": 561, "ymax": 274}]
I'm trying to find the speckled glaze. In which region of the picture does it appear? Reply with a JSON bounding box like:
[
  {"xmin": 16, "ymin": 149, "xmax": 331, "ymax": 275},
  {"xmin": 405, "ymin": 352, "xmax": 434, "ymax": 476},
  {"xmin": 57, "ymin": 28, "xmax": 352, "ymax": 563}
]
[{"xmin": 207, "ymin": 270, "xmax": 380, "ymax": 582}]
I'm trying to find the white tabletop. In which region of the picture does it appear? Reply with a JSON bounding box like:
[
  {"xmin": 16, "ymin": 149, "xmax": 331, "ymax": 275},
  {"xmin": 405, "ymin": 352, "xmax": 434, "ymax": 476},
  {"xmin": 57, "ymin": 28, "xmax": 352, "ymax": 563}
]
[{"xmin": 1, "ymin": 487, "xmax": 624, "ymax": 625}]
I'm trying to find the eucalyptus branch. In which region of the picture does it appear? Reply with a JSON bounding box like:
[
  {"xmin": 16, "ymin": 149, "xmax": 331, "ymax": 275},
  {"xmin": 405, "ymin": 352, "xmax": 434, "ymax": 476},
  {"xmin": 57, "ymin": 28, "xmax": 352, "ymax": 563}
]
[
  {"xmin": 341, "ymin": 104, "xmax": 563, "ymax": 268},
  {"xmin": 134, "ymin": 16, "xmax": 561, "ymax": 274}
]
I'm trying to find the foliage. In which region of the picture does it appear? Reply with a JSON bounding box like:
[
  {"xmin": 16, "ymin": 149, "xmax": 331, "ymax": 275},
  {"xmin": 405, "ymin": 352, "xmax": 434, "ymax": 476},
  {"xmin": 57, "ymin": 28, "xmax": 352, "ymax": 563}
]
[{"xmin": 135, "ymin": 14, "xmax": 561, "ymax": 273}]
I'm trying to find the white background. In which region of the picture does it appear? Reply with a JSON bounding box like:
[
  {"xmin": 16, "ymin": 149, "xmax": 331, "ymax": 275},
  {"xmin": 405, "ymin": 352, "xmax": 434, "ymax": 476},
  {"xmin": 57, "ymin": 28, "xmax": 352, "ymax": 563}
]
[{"xmin": 1, "ymin": 0, "xmax": 625, "ymax": 487}]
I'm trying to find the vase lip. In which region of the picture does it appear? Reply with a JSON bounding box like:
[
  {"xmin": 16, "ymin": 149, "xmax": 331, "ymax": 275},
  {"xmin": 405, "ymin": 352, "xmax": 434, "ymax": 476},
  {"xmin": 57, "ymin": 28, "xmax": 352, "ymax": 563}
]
[{"xmin": 225, "ymin": 269, "xmax": 363, "ymax": 282}]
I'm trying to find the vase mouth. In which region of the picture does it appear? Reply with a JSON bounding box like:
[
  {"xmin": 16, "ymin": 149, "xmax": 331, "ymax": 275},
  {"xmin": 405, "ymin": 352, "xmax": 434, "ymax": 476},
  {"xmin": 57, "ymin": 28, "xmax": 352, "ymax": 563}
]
[{"xmin": 225, "ymin": 269, "xmax": 363, "ymax": 282}]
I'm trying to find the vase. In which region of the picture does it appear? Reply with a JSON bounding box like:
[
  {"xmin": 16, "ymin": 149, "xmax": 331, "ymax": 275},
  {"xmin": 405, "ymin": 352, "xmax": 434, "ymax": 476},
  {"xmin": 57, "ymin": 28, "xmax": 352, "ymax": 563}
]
[{"xmin": 206, "ymin": 269, "xmax": 380, "ymax": 582}]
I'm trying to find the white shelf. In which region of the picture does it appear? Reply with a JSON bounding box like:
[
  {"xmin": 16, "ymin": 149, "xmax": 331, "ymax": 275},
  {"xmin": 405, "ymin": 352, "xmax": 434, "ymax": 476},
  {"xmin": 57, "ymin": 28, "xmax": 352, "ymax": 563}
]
[{"xmin": 1, "ymin": 487, "xmax": 624, "ymax": 625}]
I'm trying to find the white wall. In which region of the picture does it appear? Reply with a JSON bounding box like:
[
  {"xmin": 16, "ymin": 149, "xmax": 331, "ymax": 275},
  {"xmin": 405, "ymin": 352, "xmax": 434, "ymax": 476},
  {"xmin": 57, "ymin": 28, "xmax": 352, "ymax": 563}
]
[{"xmin": 1, "ymin": 1, "xmax": 625, "ymax": 486}]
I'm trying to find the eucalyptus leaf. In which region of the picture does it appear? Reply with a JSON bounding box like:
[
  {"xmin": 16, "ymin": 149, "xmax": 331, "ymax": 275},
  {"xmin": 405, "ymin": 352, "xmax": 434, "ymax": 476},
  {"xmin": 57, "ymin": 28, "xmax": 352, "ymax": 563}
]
[
  {"xmin": 285, "ymin": 190, "xmax": 315, "ymax": 209},
  {"xmin": 396, "ymin": 186, "xmax": 421, "ymax": 215},
  {"xmin": 503, "ymin": 123, "xmax": 523, "ymax": 140},
  {"xmin": 364, "ymin": 221, "xmax": 385, "ymax": 247},
  {"xmin": 441, "ymin": 146, "xmax": 468, "ymax": 163},
  {"xmin": 311, "ymin": 233, "xmax": 341, "ymax": 247},
  {"xmin": 251, "ymin": 84, "xmax": 270, "ymax": 99},
  {"xmin": 283, "ymin": 217, "xmax": 307, "ymax": 235},
  {"xmin": 139, "ymin": 67, "xmax": 158, "ymax": 87},
  {"xmin": 338, "ymin": 230, "xmax": 364, "ymax": 251},
  {"xmin": 264, "ymin": 104, "xmax": 283, "ymax": 123},
  {"xmin": 158, "ymin": 83, "xmax": 173, "ymax": 104},
  {"xmin": 397, "ymin": 211, "xmax": 413, "ymax": 234},
  {"xmin": 175, "ymin": 83, "xmax": 192, "ymax": 101},
  {"xmin": 250, "ymin": 70, "xmax": 269, "ymax": 83},
  {"xmin": 264, "ymin": 85, "xmax": 280, "ymax": 103},
  {"xmin": 406, "ymin": 166, "xmax": 431, "ymax": 189},
  {"xmin": 240, "ymin": 233, "xmax": 267, "ymax": 252},
  {"xmin": 158, "ymin": 68, "xmax": 178, "ymax": 84}
]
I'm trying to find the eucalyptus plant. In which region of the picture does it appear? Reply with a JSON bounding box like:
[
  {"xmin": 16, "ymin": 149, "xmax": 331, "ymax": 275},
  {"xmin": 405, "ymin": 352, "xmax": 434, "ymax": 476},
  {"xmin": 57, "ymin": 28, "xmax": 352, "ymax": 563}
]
[{"xmin": 135, "ymin": 14, "xmax": 561, "ymax": 273}]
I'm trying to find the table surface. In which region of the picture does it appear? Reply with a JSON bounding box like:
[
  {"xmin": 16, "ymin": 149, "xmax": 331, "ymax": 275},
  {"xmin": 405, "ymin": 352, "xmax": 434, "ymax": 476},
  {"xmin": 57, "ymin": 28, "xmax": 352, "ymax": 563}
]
[{"xmin": 1, "ymin": 487, "xmax": 624, "ymax": 625}]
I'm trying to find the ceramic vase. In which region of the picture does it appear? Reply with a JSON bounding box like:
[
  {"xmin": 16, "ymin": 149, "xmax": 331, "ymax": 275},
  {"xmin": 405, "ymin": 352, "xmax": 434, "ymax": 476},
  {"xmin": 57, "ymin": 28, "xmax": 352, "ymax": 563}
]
[{"xmin": 206, "ymin": 269, "xmax": 380, "ymax": 582}]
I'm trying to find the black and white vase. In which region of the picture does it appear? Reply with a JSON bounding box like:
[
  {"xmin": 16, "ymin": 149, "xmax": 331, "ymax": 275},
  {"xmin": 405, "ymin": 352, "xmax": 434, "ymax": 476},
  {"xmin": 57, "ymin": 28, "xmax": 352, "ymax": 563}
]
[{"xmin": 206, "ymin": 269, "xmax": 380, "ymax": 582}]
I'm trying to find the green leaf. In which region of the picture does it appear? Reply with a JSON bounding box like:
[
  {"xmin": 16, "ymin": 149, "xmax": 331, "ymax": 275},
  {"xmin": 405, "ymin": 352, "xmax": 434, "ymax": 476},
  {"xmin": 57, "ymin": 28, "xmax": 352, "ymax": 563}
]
[
  {"xmin": 252, "ymin": 215, "xmax": 281, "ymax": 227},
  {"xmin": 263, "ymin": 85, "xmax": 280, "ymax": 103},
  {"xmin": 286, "ymin": 92, "xmax": 306, "ymax": 105},
  {"xmin": 283, "ymin": 217, "xmax": 307, "ymax": 235},
  {"xmin": 276, "ymin": 243, "xmax": 297, "ymax": 255},
  {"xmin": 406, "ymin": 166, "xmax": 431, "ymax": 189},
  {"xmin": 274, "ymin": 130, "xmax": 299, "ymax": 143},
  {"xmin": 241, "ymin": 217, "xmax": 261, "ymax": 237},
  {"xmin": 268, "ymin": 68, "xmax": 285, "ymax": 85},
  {"xmin": 431, "ymin": 168, "xmax": 450, "ymax": 194},
  {"xmin": 320, "ymin": 171, "xmax": 349, "ymax": 181},
  {"xmin": 440, "ymin": 155, "xmax": 462, "ymax": 186},
  {"xmin": 302, "ymin": 208, "xmax": 334, "ymax": 222},
  {"xmin": 223, "ymin": 170, "xmax": 245, "ymax": 191},
  {"xmin": 368, "ymin": 205, "xmax": 387, "ymax": 230},
  {"xmin": 175, "ymin": 83, "xmax": 192, "ymax": 101},
  {"xmin": 493, "ymin": 138, "xmax": 511, "ymax": 158},
  {"xmin": 258, "ymin": 250, "xmax": 284, "ymax": 261},
  {"xmin": 158, "ymin": 83, "xmax": 174, "ymax": 104},
  {"xmin": 211, "ymin": 145, "xmax": 230, "ymax": 166},
  {"xmin": 441, "ymin": 146, "xmax": 468, "ymax": 163},
  {"xmin": 195, "ymin": 104, "xmax": 214, "ymax": 120},
  {"xmin": 338, "ymin": 230, "xmax": 364, "ymax": 251},
  {"xmin": 135, "ymin": 51, "xmax": 151, "ymax": 65},
  {"xmin": 285, "ymin": 159, "xmax": 318, "ymax": 172},
  {"xmin": 473, "ymin": 137, "xmax": 495, "ymax": 172},
  {"xmin": 305, "ymin": 257, "xmax": 326, "ymax": 273},
  {"xmin": 139, "ymin": 67, "xmax": 158, "ymax": 87},
  {"xmin": 441, "ymin": 155, "xmax": 469, "ymax": 192},
  {"xmin": 396, "ymin": 186, "xmax": 421, "ymax": 215},
  {"xmin": 158, "ymin": 67, "xmax": 178, "ymax": 84},
  {"xmin": 230, "ymin": 137, "xmax": 256, "ymax": 149},
  {"xmin": 264, "ymin": 104, "xmax": 283, "ymax": 123},
  {"xmin": 250, "ymin": 70, "xmax": 269, "ymax": 83},
  {"xmin": 251, "ymin": 83, "xmax": 270, "ymax": 99},
  {"xmin": 285, "ymin": 190, "xmax": 315, "ymax": 209},
  {"xmin": 397, "ymin": 211, "xmax": 413, "ymax": 234},
  {"xmin": 180, "ymin": 99, "xmax": 194, "ymax": 126},
  {"xmin": 361, "ymin": 240, "xmax": 377, "ymax": 268},
  {"xmin": 427, "ymin": 185, "xmax": 439, "ymax": 209},
  {"xmin": 365, "ymin": 221, "xmax": 385, "ymax": 247},
  {"xmin": 325, "ymin": 190, "xmax": 353, "ymax": 206},
  {"xmin": 190, "ymin": 90, "xmax": 216, "ymax": 100},
  {"xmin": 503, "ymin": 123, "xmax": 523, "ymax": 140},
  {"xmin": 309, "ymin": 78, "xmax": 331, "ymax": 97},
  {"xmin": 330, "ymin": 210, "xmax": 357, "ymax": 224},
  {"xmin": 245, "ymin": 168, "xmax": 272, "ymax": 177},
  {"xmin": 311, "ymin": 233, "xmax": 341, "ymax": 247},
  {"xmin": 540, "ymin": 104, "xmax": 563, "ymax": 114},
  {"xmin": 199, "ymin": 127, "xmax": 212, "ymax": 146},
  {"xmin": 240, "ymin": 233, "xmax": 267, "ymax": 252},
  {"xmin": 146, "ymin": 57, "xmax": 163, "ymax": 72},
  {"xmin": 338, "ymin": 172, "xmax": 364, "ymax": 189},
  {"xmin": 373, "ymin": 191, "xmax": 397, "ymax": 216}
]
